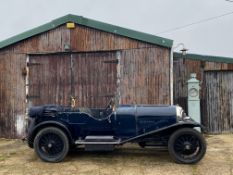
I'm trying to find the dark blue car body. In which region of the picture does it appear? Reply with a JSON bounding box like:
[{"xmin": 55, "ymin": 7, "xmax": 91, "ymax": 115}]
[{"xmin": 27, "ymin": 104, "xmax": 206, "ymax": 163}]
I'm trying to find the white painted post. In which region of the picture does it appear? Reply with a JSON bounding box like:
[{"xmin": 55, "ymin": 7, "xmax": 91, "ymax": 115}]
[{"xmin": 187, "ymin": 73, "xmax": 201, "ymax": 131}]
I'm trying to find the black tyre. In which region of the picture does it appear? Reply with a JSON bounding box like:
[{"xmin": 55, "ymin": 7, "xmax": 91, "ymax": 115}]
[
  {"xmin": 138, "ymin": 142, "xmax": 146, "ymax": 148},
  {"xmin": 33, "ymin": 127, "xmax": 69, "ymax": 163},
  {"xmin": 168, "ymin": 128, "xmax": 206, "ymax": 164}
]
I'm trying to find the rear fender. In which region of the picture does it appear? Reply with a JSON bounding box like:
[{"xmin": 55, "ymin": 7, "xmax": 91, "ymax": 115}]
[{"xmin": 28, "ymin": 121, "xmax": 74, "ymax": 148}]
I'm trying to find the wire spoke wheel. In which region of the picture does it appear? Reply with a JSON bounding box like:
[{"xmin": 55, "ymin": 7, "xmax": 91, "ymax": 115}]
[
  {"xmin": 38, "ymin": 133, "xmax": 64, "ymax": 156},
  {"xmin": 168, "ymin": 128, "xmax": 206, "ymax": 164},
  {"xmin": 34, "ymin": 127, "xmax": 69, "ymax": 163},
  {"xmin": 174, "ymin": 134, "xmax": 200, "ymax": 159}
]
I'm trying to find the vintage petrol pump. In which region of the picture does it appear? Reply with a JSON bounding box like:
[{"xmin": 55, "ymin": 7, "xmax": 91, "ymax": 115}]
[{"xmin": 187, "ymin": 73, "xmax": 201, "ymax": 130}]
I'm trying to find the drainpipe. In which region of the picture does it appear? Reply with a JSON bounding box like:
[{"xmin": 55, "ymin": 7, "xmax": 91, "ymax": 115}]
[{"xmin": 170, "ymin": 48, "xmax": 174, "ymax": 105}]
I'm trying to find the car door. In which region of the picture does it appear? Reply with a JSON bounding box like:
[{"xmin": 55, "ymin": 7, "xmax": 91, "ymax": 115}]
[{"xmin": 68, "ymin": 112, "xmax": 114, "ymax": 138}]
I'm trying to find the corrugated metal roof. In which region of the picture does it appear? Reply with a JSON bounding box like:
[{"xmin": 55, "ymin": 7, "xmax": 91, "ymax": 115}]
[
  {"xmin": 0, "ymin": 14, "xmax": 173, "ymax": 49},
  {"xmin": 174, "ymin": 52, "xmax": 233, "ymax": 64}
]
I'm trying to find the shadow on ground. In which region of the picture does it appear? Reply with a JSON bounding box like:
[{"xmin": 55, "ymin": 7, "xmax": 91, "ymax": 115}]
[{"xmin": 0, "ymin": 135, "xmax": 233, "ymax": 175}]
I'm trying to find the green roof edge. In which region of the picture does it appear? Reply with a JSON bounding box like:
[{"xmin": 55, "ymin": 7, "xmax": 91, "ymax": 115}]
[
  {"xmin": 174, "ymin": 52, "xmax": 233, "ymax": 64},
  {"xmin": 0, "ymin": 14, "xmax": 173, "ymax": 49}
]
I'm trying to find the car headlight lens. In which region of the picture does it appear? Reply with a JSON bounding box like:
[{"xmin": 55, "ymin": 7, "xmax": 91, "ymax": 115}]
[
  {"xmin": 176, "ymin": 106, "xmax": 190, "ymax": 121},
  {"xmin": 176, "ymin": 106, "xmax": 183, "ymax": 120}
]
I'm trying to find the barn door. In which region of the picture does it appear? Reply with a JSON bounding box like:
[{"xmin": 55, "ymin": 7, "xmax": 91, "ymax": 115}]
[
  {"xmin": 28, "ymin": 52, "xmax": 117, "ymax": 108},
  {"xmin": 203, "ymin": 71, "xmax": 233, "ymax": 133},
  {"xmin": 71, "ymin": 52, "xmax": 118, "ymax": 108},
  {"xmin": 28, "ymin": 54, "xmax": 71, "ymax": 106}
]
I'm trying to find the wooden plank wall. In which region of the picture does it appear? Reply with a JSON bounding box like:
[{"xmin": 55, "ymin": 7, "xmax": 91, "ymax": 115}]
[
  {"xmin": 0, "ymin": 53, "xmax": 26, "ymax": 138},
  {"xmin": 29, "ymin": 52, "xmax": 118, "ymax": 108},
  {"xmin": 2, "ymin": 26, "xmax": 71, "ymax": 54},
  {"xmin": 70, "ymin": 25, "xmax": 153, "ymax": 52},
  {"xmin": 0, "ymin": 26, "xmax": 72, "ymax": 138},
  {"xmin": 173, "ymin": 58, "xmax": 233, "ymax": 133},
  {"xmin": 0, "ymin": 23, "xmax": 170, "ymax": 138},
  {"xmin": 173, "ymin": 59, "xmax": 202, "ymax": 112},
  {"xmin": 119, "ymin": 47, "xmax": 170, "ymax": 105},
  {"xmin": 28, "ymin": 54, "xmax": 71, "ymax": 106},
  {"xmin": 203, "ymin": 71, "xmax": 233, "ymax": 133},
  {"xmin": 2, "ymin": 24, "xmax": 154, "ymax": 54},
  {"xmin": 72, "ymin": 52, "xmax": 117, "ymax": 108}
]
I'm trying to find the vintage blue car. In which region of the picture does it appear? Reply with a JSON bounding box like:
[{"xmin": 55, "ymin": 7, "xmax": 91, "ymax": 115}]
[{"xmin": 27, "ymin": 99, "xmax": 206, "ymax": 164}]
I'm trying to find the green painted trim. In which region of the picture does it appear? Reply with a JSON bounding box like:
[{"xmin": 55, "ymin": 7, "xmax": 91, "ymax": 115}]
[
  {"xmin": 174, "ymin": 52, "xmax": 233, "ymax": 64},
  {"xmin": 0, "ymin": 14, "xmax": 173, "ymax": 49}
]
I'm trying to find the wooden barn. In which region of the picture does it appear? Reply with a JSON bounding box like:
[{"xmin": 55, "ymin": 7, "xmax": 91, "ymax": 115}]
[
  {"xmin": 0, "ymin": 14, "xmax": 173, "ymax": 138},
  {"xmin": 173, "ymin": 53, "xmax": 233, "ymax": 134}
]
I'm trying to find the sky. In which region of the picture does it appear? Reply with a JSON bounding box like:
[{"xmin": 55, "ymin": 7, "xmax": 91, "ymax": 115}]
[{"xmin": 0, "ymin": 0, "xmax": 233, "ymax": 57}]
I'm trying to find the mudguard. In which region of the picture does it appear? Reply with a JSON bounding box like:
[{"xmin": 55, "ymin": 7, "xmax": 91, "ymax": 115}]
[
  {"xmin": 27, "ymin": 121, "xmax": 74, "ymax": 148},
  {"xmin": 120, "ymin": 121, "xmax": 203, "ymax": 144}
]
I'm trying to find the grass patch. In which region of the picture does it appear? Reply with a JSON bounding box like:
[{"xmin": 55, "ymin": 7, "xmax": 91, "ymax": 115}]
[
  {"xmin": 192, "ymin": 165, "xmax": 198, "ymax": 175},
  {"xmin": 0, "ymin": 155, "xmax": 6, "ymax": 161},
  {"xmin": 9, "ymin": 151, "xmax": 16, "ymax": 156},
  {"xmin": 0, "ymin": 151, "xmax": 17, "ymax": 162}
]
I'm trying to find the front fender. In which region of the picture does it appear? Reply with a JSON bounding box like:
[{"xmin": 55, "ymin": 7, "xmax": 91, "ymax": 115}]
[
  {"xmin": 120, "ymin": 121, "xmax": 203, "ymax": 144},
  {"xmin": 27, "ymin": 121, "xmax": 74, "ymax": 148}
]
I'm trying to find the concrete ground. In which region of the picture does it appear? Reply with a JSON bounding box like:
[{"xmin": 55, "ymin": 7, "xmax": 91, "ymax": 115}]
[{"xmin": 0, "ymin": 135, "xmax": 232, "ymax": 175}]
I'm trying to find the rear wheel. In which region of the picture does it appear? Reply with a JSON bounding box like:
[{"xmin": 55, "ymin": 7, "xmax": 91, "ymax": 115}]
[
  {"xmin": 168, "ymin": 128, "xmax": 206, "ymax": 164},
  {"xmin": 34, "ymin": 127, "xmax": 69, "ymax": 163}
]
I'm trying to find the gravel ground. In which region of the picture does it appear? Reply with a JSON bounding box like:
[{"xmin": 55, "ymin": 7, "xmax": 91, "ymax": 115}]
[{"xmin": 0, "ymin": 135, "xmax": 232, "ymax": 175}]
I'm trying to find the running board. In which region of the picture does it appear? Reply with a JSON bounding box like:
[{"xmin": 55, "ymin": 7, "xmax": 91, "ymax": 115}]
[
  {"xmin": 75, "ymin": 136, "xmax": 121, "ymax": 145},
  {"xmin": 75, "ymin": 141, "xmax": 121, "ymax": 145},
  {"xmin": 75, "ymin": 136, "xmax": 121, "ymax": 151}
]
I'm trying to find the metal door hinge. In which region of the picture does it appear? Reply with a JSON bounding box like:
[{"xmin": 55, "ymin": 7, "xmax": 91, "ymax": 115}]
[
  {"xmin": 102, "ymin": 59, "xmax": 119, "ymax": 64},
  {"xmin": 26, "ymin": 94, "xmax": 40, "ymax": 99},
  {"xmin": 27, "ymin": 62, "xmax": 41, "ymax": 66}
]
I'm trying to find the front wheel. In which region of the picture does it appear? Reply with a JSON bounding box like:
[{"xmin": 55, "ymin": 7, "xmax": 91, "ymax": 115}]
[
  {"xmin": 168, "ymin": 128, "xmax": 206, "ymax": 164},
  {"xmin": 34, "ymin": 127, "xmax": 69, "ymax": 163}
]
